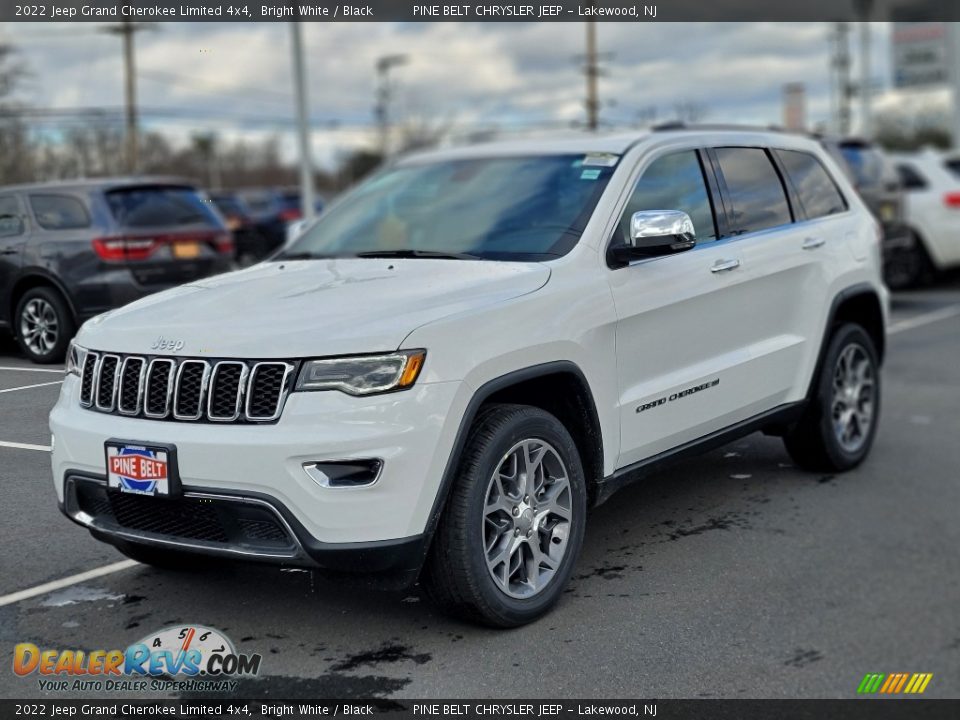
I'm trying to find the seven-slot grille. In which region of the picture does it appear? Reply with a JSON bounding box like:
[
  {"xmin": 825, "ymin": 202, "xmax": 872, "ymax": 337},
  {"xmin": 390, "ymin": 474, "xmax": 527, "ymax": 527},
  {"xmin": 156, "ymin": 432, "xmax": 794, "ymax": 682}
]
[{"xmin": 79, "ymin": 353, "xmax": 293, "ymax": 423}]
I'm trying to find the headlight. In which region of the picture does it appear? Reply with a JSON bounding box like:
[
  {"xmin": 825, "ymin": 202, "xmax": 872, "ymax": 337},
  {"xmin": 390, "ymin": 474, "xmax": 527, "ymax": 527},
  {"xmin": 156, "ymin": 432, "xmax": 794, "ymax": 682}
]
[
  {"xmin": 66, "ymin": 342, "xmax": 87, "ymax": 377},
  {"xmin": 295, "ymin": 350, "xmax": 426, "ymax": 396}
]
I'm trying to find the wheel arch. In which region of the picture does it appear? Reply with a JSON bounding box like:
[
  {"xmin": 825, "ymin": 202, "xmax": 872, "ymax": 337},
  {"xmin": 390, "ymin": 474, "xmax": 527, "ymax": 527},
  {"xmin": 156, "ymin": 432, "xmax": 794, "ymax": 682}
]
[
  {"xmin": 10, "ymin": 271, "xmax": 79, "ymax": 327},
  {"xmin": 807, "ymin": 283, "xmax": 886, "ymax": 402},
  {"xmin": 421, "ymin": 361, "xmax": 604, "ymax": 555}
]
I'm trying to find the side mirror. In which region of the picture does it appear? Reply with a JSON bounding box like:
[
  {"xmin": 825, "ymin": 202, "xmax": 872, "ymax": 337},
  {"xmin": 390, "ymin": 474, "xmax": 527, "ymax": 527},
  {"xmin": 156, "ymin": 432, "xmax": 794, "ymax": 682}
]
[{"xmin": 609, "ymin": 210, "xmax": 697, "ymax": 265}]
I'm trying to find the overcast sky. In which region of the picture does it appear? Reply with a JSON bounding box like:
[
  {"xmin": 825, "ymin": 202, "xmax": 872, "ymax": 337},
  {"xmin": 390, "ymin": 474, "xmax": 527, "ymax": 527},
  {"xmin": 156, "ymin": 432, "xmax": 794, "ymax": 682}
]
[{"xmin": 4, "ymin": 22, "xmax": 898, "ymax": 167}]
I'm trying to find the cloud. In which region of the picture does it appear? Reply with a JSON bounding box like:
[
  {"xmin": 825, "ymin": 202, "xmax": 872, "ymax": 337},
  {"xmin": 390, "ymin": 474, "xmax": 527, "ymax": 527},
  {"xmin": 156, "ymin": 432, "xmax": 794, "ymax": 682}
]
[{"xmin": 3, "ymin": 21, "xmax": 899, "ymax": 167}]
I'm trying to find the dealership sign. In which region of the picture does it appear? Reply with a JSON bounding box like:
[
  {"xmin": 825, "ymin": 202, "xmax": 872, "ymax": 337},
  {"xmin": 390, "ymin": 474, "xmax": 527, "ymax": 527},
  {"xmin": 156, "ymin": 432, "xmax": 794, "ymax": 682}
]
[{"xmin": 892, "ymin": 22, "xmax": 949, "ymax": 88}]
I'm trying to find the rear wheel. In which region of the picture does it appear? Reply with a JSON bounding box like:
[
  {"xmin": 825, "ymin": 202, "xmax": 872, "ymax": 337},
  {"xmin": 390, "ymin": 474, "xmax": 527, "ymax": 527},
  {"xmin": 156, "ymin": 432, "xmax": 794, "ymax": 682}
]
[
  {"xmin": 884, "ymin": 232, "xmax": 933, "ymax": 289},
  {"xmin": 15, "ymin": 286, "xmax": 75, "ymax": 364},
  {"xmin": 784, "ymin": 324, "xmax": 881, "ymax": 472},
  {"xmin": 422, "ymin": 404, "xmax": 587, "ymax": 627}
]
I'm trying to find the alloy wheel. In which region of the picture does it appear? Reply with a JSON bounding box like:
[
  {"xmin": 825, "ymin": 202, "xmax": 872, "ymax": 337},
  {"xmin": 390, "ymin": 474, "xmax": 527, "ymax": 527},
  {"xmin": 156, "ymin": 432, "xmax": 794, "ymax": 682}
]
[
  {"xmin": 482, "ymin": 438, "xmax": 572, "ymax": 599},
  {"xmin": 20, "ymin": 297, "xmax": 59, "ymax": 357},
  {"xmin": 831, "ymin": 343, "xmax": 876, "ymax": 454}
]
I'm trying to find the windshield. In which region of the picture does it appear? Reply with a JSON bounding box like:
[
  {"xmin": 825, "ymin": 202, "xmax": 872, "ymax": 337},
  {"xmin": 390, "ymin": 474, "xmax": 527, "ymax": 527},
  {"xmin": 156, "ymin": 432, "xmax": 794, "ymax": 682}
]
[{"xmin": 280, "ymin": 154, "xmax": 617, "ymax": 261}]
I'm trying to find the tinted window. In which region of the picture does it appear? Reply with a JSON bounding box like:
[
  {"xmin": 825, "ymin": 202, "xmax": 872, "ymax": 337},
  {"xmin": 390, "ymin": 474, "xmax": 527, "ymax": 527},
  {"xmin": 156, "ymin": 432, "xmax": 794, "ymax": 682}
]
[
  {"xmin": 105, "ymin": 186, "xmax": 220, "ymax": 228},
  {"xmin": 0, "ymin": 196, "xmax": 25, "ymax": 237},
  {"xmin": 714, "ymin": 147, "xmax": 792, "ymax": 235},
  {"xmin": 944, "ymin": 159, "xmax": 960, "ymax": 180},
  {"xmin": 618, "ymin": 151, "xmax": 716, "ymax": 244},
  {"xmin": 29, "ymin": 194, "xmax": 90, "ymax": 231},
  {"xmin": 896, "ymin": 163, "xmax": 928, "ymax": 190},
  {"xmin": 287, "ymin": 155, "xmax": 616, "ymax": 261},
  {"xmin": 778, "ymin": 150, "xmax": 847, "ymax": 218}
]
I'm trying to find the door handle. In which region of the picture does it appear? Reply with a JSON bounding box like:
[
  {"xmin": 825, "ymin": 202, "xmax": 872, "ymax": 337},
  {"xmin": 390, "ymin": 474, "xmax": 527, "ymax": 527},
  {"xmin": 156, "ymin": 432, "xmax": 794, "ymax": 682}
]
[
  {"xmin": 802, "ymin": 237, "xmax": 826, "ymax": 250},
  {"xmin": 710, "ymin": 258, "xmax": 741, "ymax": 273},
  {"xmin": 0, "ymin": 250, "xmax": 18, "ymax": 256}
]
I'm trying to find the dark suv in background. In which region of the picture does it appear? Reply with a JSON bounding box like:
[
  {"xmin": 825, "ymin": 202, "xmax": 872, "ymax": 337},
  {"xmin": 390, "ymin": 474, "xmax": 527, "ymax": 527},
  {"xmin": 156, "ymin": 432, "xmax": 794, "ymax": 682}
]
[
  {"xmin": 0, "ymin": 178, "xmax": 233, "ymax": 364},
  {"xmin": 819, "ymin": 137, "xmax": 912, "ymax": 288}
]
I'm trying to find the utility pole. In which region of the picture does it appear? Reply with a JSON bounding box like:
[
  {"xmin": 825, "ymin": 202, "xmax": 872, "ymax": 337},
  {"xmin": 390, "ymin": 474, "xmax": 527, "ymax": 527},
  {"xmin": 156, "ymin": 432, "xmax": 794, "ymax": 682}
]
[
  {"xmin": 103, "ymin": 20, "xmax": 149, "ymax": 174},
  {"xmin": 585, "ymin": 16, "xmax": 599, "ymax": 131},
  {"xmin": 855, "ymin": 0, "xmax": 875, "ymax": 138},
  {"xmin": 830, "ymin": 22, "xmax": 853, "ymax": 135},
  {"xmin": 290, "ymin": 21, "xmax": 316, "ymax": 222},
  {"xmin": 374, "ymin": 54, "xmax": 408, "ymax": 158}
]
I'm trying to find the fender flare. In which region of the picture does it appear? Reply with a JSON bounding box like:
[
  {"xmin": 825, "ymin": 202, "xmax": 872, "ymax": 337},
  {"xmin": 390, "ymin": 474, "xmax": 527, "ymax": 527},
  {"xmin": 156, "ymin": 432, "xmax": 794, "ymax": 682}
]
[{"xmin": 420, "ymin": 360, "xmax": 602, "ymax": 553}]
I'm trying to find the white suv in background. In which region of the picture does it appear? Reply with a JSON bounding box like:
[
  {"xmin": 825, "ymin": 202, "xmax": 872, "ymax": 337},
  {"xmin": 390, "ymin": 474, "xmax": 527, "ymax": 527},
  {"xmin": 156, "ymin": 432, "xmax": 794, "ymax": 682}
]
[
  {"xmin": 50, "ymin": 128, "xmax": 887, "ymax": 627},
  {"xmin": 890, "ymin": 149, "xmax": 960, "ymax": 286}
]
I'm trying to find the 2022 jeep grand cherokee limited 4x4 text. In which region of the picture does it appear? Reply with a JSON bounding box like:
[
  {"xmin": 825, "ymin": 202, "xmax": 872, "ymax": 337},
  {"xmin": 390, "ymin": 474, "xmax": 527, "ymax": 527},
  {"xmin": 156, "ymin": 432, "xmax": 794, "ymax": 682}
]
[{"xmin": 50, "ymin": 128, "xmax": 887, "ymax": 627}]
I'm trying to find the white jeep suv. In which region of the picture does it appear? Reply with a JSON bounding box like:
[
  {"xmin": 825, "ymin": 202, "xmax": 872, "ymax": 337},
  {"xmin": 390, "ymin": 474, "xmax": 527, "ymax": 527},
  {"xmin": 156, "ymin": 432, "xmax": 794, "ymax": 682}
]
[{"xmin": 50, "ymin": 128, "xmax": 887, "ymax": 627}]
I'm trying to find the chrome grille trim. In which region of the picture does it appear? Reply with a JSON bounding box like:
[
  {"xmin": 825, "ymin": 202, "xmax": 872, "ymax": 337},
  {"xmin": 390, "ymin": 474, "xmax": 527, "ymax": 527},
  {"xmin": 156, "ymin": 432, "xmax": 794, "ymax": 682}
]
[
  {"xmin": 79, "ymin": 351, "xmax": 100, "ymax": 407},
  {"xmin": 207, "ymin": 361, "xmax": 249, "ymax": 422},
  {"xmin": 79, "ymin": 353, "xmax": 294, "ymax": 424},
  {"xmin": 173, "ymin": 360, "xmax": 212, "ymax": 421},
  {"xmin": 117, "ymin": 357, "xmax": 146, "ymax": 416},
  {"xmin": 94, "ymin": 354, "xmax": 122, "ymax": 412},
  {"xmin": 143, "ymin": 358, "xmax": 177, "ymax": 419},
  {"xmin": 245, "ymin": 362, "xmax": 295, "ymax": 422}
]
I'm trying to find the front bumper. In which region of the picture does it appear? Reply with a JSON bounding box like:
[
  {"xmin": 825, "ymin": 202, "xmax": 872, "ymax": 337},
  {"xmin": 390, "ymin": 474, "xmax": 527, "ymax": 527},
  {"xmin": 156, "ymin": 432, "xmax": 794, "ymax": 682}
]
[{"xmin": 50, "ymin": 374, "xmax": 470, "ymax": 565}]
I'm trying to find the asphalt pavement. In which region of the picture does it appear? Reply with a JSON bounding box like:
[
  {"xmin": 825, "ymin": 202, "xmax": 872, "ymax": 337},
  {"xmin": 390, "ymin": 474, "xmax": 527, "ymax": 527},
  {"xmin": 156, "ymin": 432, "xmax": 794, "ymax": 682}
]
[{"xmin": 1, "ymin": 282, "xmax": 959, "ymax": 700}]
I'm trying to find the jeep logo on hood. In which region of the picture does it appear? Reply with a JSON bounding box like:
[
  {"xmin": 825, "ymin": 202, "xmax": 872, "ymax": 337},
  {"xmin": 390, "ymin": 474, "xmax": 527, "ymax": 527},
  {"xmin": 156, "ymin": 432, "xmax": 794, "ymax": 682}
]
[{"xmin": 151, "ymin": 336, "xmax": 185, "ymax": 353}]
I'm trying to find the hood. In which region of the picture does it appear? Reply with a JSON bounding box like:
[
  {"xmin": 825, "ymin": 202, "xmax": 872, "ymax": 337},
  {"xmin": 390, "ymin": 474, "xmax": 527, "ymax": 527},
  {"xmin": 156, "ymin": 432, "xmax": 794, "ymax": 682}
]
[{"xmin": 77, "ymin": 258, "xmax": 551, "ymax": 358}]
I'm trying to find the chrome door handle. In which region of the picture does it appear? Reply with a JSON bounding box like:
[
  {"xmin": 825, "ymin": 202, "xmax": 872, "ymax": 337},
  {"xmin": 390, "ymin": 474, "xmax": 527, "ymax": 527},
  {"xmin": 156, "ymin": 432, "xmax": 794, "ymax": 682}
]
[
  {"xmin": 710, "ymin": 258, "xmax": 741, "ymax": 273},
  {"xmin": 803, "ymin": 237, "xmax": 825, "ymax": 250}
]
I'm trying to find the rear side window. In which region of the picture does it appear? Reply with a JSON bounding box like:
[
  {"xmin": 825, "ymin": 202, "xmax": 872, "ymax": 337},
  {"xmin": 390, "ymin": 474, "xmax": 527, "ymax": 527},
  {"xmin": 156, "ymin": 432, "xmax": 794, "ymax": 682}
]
[
  {"xmin": 714, "ymin": 147, "xmax": 792, "ymax": 235},
  {"xmin": 0, "ymin": 196, "xmax": 25, "ymax": 237},
  {"xmin": 105, "ymin": 186, "xmax": 220, "ymax": 228},
  {"xmin": 29, "ymin": 194, "xmax": 91, "ymax": 230},
  {"xmin": 777, "ymin": 150, "xmax": 848, "ymax": 218},
  {"xmin": 896, "ymin": 163, "xmax": 928, "ymax": 190},
  {"xmin": 618, "ymin": 150, "xmax": 717, "ymax": 244},
  {"xmin": 944, "ymin": 159, "xmax": 960, "ymax": 180}
]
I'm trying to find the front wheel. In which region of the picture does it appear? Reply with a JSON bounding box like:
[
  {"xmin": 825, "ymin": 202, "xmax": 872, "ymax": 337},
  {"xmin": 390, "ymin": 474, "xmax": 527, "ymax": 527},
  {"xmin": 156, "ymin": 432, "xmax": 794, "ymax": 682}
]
[
  {"xmin": 422, "ymin": 404, "xmax": 587, "ymax": 627},
  {"xmin": 784, "ymin": 324, "xmax": 881, "ymax": 472}
]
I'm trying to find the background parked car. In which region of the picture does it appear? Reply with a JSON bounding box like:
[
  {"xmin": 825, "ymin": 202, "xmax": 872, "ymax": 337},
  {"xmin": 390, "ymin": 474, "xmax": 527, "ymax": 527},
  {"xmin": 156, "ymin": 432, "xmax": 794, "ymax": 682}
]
[
  {"xmin": 206, "ymin": 190, "xmax": 269, "ymax": 267},
  {"xmin": 0, "ymin": 177, "xmax": 234, "ymax": 363},
  {"xmin": 818, "ymin": 137, "xmax": 912, "ymax": 288},
  {"xmin": 238, "ymin": 188, "xmax": 324, "ymax": 261},
  {"xmin": 888, "ymin": 150, "xmax": 960, "ymax": 287}
]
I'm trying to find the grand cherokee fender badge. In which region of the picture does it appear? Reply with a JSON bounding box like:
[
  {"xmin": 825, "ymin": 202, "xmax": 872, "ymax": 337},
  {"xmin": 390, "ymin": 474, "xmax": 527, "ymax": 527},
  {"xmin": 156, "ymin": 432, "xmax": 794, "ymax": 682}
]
[
  {"xmin": 151, "ymin": 336, "xmax": 185, "ymax": 353},
  {"xmin": 636, "ymin": 378, "xmax": 720, "ymax": 413}
]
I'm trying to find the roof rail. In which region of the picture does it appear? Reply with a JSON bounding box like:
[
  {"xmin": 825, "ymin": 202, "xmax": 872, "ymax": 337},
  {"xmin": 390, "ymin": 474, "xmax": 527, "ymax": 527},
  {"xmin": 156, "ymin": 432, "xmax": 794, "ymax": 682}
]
[{"xmin": 650, "ymin": 122, "xmax": 791, "ymax": 134}]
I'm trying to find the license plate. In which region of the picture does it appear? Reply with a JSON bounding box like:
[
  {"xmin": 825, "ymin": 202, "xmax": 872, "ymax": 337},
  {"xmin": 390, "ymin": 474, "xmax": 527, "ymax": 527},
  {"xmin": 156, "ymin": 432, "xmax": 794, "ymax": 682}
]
[
  {"xmin": 105, "ymin": 441, "xmax": 179, "ymax": 496},
  {"xmin": 172, "ymin": 241, "xmax": 201, "ymax": 259},
  {"xmin": 879, "ymin": 203, "xmax": 896, "ymax": 222}
]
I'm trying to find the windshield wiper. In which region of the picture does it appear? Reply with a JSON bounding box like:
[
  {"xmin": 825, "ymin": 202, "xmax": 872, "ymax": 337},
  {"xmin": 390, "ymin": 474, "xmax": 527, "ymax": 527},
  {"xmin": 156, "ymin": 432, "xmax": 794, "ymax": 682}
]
[{"xmin": 354, "ymin": 249, "xmax": 481, "ymax": 260}]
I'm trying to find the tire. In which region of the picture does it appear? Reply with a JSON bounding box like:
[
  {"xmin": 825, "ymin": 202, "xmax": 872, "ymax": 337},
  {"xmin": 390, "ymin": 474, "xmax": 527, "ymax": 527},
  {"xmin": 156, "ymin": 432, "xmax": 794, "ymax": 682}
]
[
  {"xmin": 884, "ymin": 232, "xmax": 934, "ymax": 290},
  {"xmin": 422, "ymin": 404, "xmax": 587, "ymax": 628},
  {"xmin": 113, "ymin": 540, "xmax": 218, "ymax": 571},
  {"xmin": 784, "ymin": 324, "xmax": 881, "ymax": 472},
  {"xmin": 15, "ymin": 286, "xmax": 75, "ymax": 364}
]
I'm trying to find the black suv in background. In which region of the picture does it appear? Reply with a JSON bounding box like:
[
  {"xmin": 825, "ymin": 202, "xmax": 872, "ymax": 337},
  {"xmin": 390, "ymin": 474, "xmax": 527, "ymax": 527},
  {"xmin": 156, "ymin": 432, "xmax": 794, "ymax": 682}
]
[
  {"xmin": 819, "ymin": 137, "xmax": 912, "ymax": 288},
  {"xmin": 0, "ymin": 178, "xmax": 233, "ymax": 364}
]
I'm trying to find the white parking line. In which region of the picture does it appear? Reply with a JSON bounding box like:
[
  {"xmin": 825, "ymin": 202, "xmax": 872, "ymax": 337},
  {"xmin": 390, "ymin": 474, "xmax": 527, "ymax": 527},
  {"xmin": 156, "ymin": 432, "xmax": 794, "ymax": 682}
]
[
  {"xmin": 0, "ymin": 440, "xmax": 51, "ymax": 452},
  {"xmin": 889, "ymin": 304, "xmax": 960, "ymax": 335},
  {"xmin": 0, "ymin": 380, "xmax": 63, "ymax": 394},
  {"xmin": 0, "ymin": 366, "xmax": 65, "ymax": 373},
  {"xmin": 0, "ymin": 560, "xmax": 139, "ymax": 608}
]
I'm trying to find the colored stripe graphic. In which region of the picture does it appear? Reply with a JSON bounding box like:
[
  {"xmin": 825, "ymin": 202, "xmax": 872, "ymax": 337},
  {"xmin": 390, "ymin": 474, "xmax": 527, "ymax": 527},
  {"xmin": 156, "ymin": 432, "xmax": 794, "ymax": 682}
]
[{"xmin": 857, "ymin": 672, "xmax": 932, "ymax": 694}]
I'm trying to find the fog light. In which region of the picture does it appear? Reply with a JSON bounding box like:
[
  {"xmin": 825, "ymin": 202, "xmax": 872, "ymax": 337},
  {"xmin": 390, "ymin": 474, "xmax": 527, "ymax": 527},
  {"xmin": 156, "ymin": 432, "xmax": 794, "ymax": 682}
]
[{"xmin": 303, "ymin": 459, "xmax": 382, "ymax": 488}]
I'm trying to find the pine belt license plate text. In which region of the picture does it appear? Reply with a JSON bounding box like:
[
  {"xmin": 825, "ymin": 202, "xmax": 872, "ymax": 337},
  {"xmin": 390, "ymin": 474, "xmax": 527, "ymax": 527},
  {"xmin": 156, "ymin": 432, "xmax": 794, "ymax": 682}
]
[
  {"xmin": 106, "ymin": 442, "xmax": 173, "ymax": 496},
  {"xmin": 172, "ymin": 241, "xmax": 201, "ymax": 259}
]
